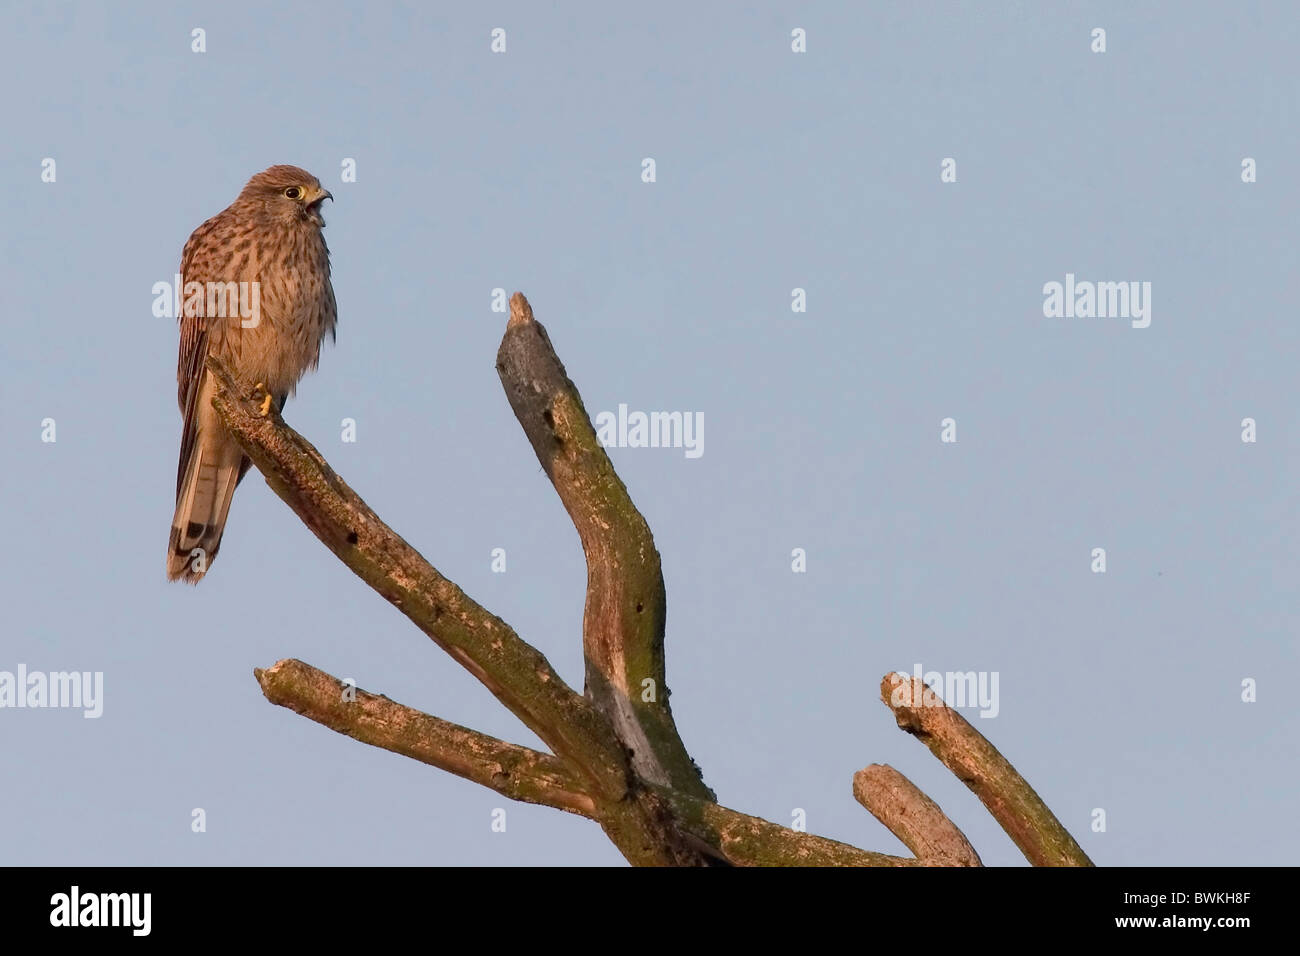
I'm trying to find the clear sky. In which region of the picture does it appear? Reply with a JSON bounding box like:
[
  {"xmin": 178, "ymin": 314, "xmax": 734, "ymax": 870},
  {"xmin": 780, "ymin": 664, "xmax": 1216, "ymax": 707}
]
[{"xmin": 1, "ymin": 1, "xmax": 1296, "ymax": 866}]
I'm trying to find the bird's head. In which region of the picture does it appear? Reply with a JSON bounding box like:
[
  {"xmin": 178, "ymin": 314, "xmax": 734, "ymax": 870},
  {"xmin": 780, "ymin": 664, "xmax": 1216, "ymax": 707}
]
[{"xmin": 239, "ymin": 165, "xmax": 333, "ymax": 227}]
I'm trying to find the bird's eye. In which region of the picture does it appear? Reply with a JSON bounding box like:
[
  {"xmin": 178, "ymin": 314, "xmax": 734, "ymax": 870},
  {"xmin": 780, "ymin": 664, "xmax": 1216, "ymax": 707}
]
[{"xmin": 284, "ymin": 186, "xmax": 302, "ymax": 200}]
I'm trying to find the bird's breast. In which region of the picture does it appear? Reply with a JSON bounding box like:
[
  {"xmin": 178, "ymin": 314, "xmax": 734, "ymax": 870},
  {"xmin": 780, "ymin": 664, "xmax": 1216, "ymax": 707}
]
[{"xmin": 201, "ymin": 226, "xmax": 334, "ymax": 398}]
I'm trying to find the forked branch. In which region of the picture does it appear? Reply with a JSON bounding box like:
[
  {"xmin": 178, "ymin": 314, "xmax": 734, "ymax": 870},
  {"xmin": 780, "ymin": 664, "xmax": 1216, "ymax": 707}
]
[{"xmin": 209, "ymin": 293, "xmax": 1092, "ymax": 868}]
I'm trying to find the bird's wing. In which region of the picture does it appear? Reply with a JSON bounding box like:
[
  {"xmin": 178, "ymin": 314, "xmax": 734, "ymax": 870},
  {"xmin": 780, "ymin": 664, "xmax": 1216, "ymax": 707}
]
[
  {"xmin": 175, "ymin": 221, "xmax": 215, "ymax": 499},
  {"xmin": 324, "ymin": 277, "xmax": 338, "ymax": 343}
]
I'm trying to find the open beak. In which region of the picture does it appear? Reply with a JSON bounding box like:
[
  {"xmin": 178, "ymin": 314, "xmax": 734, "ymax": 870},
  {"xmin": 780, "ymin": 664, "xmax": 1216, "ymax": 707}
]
[{"xmin": 306, "ymin": 187, "xmax": 333, "ymax": 225}]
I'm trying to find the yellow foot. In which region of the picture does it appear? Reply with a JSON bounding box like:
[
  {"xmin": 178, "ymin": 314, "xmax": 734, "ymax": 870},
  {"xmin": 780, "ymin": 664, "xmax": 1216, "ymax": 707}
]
[{"xmin": 252, "ymin": 383, "xmax": 274, "ymax": 417}]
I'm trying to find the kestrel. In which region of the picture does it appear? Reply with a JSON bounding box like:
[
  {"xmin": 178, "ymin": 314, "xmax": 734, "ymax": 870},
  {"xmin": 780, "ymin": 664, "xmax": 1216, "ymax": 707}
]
[{"xmin": 166, "ymin": 165, "xmax": 337, "ymax": 583}]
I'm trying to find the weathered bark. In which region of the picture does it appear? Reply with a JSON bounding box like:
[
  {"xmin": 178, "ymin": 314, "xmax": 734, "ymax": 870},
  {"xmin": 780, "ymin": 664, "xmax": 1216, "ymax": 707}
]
[
  {"xmin": 256, "ymin": 658, "xmax": 595, "ymax": 817},
  {"xmin": 252, "ymin": 656, "xmax": 913, "ymax": 866},
  {"xmin": 853, "ymin": 764, "xmax": 981, "ymax": 866},
  {"xmin": 881, "ymin": 673, "xmax": 1092, "ymax": 867},
  {"xmin": 208, "ymin": 354, "xmax": 629, "ymax": 801},
  {"xmin": 496, "ymin": 293, "xmax": 712, "ymax": 800},
  {"xmin": 208, "ymin": 292, "xmax": 1092, "ymax": 867}
]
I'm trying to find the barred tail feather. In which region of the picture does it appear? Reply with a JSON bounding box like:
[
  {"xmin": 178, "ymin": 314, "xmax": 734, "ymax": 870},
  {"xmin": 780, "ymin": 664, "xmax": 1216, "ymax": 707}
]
[{"xmin": 167, "ymin": 438, "xmax": 244, "ymax": 583}]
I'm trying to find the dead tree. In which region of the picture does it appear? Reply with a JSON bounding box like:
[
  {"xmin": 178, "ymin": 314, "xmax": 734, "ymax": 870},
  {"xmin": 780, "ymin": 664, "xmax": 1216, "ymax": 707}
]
[{"xmin": 207, "ymin": 293, "xmax": 1092, "ymax": 867}]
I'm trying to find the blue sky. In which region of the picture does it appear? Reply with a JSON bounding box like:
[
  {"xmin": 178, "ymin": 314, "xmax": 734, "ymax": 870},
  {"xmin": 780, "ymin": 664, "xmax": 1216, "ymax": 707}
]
[{"xmin": 1, "ymin": 1, "xmax": 1296, "ymax": 865}]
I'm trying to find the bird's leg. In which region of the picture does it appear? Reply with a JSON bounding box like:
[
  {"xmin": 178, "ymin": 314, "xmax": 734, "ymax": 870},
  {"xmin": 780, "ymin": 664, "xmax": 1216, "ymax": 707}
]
[{"xmin": 251, "ymin": 382, "xmax": 274, "ymax": 417}]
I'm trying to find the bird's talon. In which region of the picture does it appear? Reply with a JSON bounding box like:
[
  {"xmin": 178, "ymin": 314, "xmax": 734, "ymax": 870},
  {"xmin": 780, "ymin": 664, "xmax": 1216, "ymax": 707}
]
[{"xmin": 253, "ymin": 383, "xmax": 274, "ymax": 417}]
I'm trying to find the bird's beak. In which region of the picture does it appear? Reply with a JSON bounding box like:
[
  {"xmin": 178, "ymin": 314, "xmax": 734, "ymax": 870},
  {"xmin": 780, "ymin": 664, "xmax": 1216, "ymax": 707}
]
[{"xmin": 305, "ymin": 187, "xmax": 332, "ymax": 226}]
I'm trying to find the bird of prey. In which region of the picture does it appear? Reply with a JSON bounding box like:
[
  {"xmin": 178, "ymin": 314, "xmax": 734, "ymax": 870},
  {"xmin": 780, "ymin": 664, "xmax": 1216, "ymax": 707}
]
[{"xmin": 166, "ymin": 165, "xmax": 337, "ymax": 583}]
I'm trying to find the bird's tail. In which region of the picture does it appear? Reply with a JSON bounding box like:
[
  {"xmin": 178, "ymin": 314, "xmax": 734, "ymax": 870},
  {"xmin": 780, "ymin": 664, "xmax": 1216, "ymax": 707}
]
[{"xmin": 167, "ymin": 438, "xmax": 245, "ymax": 583}]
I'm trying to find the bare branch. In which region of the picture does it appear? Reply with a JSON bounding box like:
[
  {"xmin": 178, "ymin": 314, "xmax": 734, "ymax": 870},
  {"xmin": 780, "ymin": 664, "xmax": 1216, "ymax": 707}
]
[
  {"xmin": 853, "ymin": 764, "xmax": 981, "ymax": 866},
  {"xmin": 206, "ymin": 309, "xmax": 1087, "ymax": 869},
  {"xmin": 210, "ymin": 357, "xmax": 722, "ymax": 866},
  {"xmin": 880, "ymin": 673, "xmax": 1093, "ymax": 867},
  {"xmin": 256, "ymin": 658, "xmax": 597, "ymax": 817},
  {"xmin": 495, "ymin": 293, "xmax": 711, "ymax": 800},
  {"xmin": 656, "ymin": 787, "xmax": 918, "ymax": 867},
  {"xmin": 207, "ymin": 356, "xmax": 631, "ymax": 802}
]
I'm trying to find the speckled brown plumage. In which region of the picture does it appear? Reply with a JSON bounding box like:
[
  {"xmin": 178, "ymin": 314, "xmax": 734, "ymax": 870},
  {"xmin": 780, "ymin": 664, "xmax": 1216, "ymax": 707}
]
[{"xmin": 167, "ymin": 165, "xmax": 337, "ymax": 583}]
